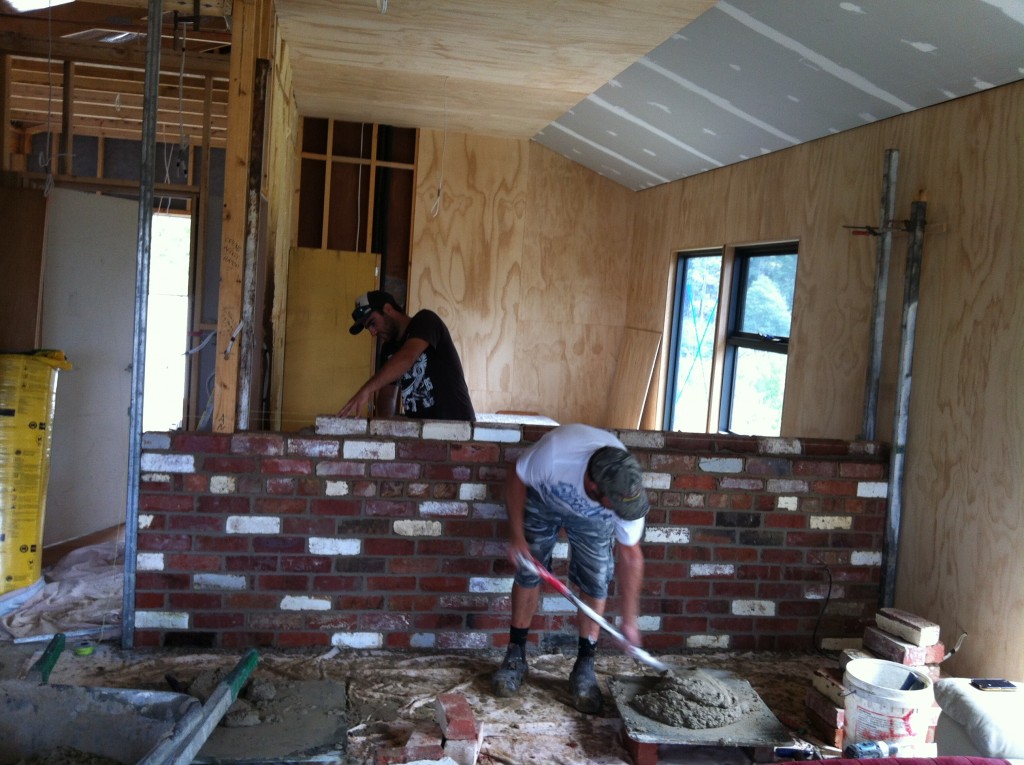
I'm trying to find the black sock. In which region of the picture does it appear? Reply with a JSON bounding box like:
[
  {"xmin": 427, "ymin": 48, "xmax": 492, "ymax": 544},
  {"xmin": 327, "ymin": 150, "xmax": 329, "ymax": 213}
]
[
  {"xmin": 577, "ymin": 637, "xmax": 597, "ymax": 660},
  {"xmin": 510, "ymin": 626, "xmax": 529, "ymax": 648}
]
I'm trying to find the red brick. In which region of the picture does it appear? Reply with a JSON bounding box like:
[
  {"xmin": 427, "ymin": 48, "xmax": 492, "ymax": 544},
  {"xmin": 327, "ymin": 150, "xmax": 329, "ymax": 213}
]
[
  {"xmin": 172, "ymin": 432, "xmax": 232, "ymax": 452},
  {"xmin": 863, "ymin": 625, "xmax": 945, "ymax": 665},
  {"xmin": 434, "ymin": 694, "xmax": 479, "ymax": 740},
  {"xmin": 450, "ymin": 443, "xmax": 500, "ymax": 462},
  {"xmin": 370, "ymin": 461, "xmax": 422, "ymax": 479},
  {"xmin": 203, "ymin": 456, "xmax": 259, "ymax": 473},
  {"xmin": 262, "ymin": 458, "xmax": 313, "ymax": 475},
  {"xmin": 805, "ymin": 686, "xmax": 844, "ymax": 727},
  {"xmin": 141, "ymin": 494, "xmax": 194, "ymax": 511}
]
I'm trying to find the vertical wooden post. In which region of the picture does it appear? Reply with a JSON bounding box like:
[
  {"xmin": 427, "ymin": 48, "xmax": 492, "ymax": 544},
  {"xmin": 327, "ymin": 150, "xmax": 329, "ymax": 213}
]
[{"xmin": 213, "ymin": 0, "xmax": 268, "ymax": 432}]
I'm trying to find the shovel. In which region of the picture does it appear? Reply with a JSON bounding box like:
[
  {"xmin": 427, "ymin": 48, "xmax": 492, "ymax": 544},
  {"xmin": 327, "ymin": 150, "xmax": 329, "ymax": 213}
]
[{"xmin": 515, "ymin": 552, "xmax": 672, "ymax": 674}]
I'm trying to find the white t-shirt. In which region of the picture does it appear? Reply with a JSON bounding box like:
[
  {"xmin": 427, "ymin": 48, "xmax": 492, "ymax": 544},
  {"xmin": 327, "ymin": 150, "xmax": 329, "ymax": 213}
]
[{"xmin": 515, "ymin": 423, "xmax": 645, "ymax": 547}]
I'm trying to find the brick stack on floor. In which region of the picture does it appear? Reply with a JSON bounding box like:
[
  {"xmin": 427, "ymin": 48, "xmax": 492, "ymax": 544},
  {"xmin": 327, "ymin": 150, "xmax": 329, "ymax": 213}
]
[
  {"xmin": 804, "ymin": 608, "xmax": 945, "ymax": 753},
  {"xmin": 374, "ymin": 693, "xmax": 481, "ymax": 765}
]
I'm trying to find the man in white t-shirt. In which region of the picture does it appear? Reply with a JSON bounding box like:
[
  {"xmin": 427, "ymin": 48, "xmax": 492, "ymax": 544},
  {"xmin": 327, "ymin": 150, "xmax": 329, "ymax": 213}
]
[{"xmin": 491, "ymin": 423, "xmax": 650, "ymax": 714}]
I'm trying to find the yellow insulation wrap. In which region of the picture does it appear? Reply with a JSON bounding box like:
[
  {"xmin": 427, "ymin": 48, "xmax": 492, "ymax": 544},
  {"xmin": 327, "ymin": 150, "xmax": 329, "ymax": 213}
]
[{"xmin": 0, "ymin": 351, "xmax": 72, "ymax": 595}]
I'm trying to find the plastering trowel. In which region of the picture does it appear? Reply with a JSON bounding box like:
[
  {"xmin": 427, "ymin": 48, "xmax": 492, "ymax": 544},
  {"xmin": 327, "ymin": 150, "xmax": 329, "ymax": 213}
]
[{"xmin": 515, "ymin": 552, "xmax": 672, "ymax": 675}]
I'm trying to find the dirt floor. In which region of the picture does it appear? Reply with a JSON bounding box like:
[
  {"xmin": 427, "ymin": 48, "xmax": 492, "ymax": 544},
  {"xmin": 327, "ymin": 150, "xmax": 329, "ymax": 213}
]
[{"xmin": 0, "ymin": 640, "xmax": 840, "ymax": 764}]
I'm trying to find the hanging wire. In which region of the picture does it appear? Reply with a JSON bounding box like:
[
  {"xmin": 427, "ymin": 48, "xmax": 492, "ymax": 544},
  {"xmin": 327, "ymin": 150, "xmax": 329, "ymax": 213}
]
[
  {"xmin": 40, "ymin": 0, "xmax": 56, "ymax": 195},
  {"xmin": 430, "ymin": 77, "xmax": 449, "ymax": 218}
]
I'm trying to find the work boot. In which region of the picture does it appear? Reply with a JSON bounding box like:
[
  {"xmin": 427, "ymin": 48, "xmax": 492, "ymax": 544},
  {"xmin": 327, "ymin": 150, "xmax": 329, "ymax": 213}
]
[
  {"xmin": 491, "ymin": 643, "xmax": 528, "ymax": 697},
  {"xmin": 569, "ymin": 655, "xmax": 603, "ymax": 714}
]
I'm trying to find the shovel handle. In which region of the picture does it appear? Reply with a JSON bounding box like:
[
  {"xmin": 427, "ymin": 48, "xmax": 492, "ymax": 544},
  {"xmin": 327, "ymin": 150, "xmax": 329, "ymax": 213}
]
[{"xmin": 515, "ymin": 553, "xmax": 671, "ymax": 674}]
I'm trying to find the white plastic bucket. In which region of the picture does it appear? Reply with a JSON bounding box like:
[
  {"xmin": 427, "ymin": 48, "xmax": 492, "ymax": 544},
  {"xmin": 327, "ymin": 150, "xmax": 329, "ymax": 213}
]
[{"xmin": 843, "ymin": 658, "xmax": 934, "ymax": 746}]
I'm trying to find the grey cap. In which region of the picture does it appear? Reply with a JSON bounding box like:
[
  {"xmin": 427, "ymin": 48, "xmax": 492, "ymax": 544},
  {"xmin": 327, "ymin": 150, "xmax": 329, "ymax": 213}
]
[{"xmin": 588, "ymin": 446, "xmax": 650, "ymax": 521}]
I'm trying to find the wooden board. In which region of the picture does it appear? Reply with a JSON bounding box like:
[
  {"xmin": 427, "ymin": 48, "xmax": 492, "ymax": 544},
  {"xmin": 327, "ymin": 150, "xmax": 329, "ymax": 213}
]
[
  {"xmin": 280, "ymin": 248, "xmax": 377, "ymax": 431},
  {"xmin": 604, "ymin": 328, "xmax": 661, "ymax": 430}
]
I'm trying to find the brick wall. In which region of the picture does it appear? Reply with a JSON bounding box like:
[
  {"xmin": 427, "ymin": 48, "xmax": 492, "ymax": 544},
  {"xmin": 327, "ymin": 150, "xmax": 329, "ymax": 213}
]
[{"xmin": 134, "ymin": 418, "xmax": 889, "ymax": 652}]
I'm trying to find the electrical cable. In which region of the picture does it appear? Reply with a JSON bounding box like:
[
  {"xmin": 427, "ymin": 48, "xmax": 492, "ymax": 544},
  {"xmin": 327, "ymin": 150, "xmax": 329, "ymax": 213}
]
[{"xmin": 809, "ymin": 552, "xmax": 833, "ymax": 655}]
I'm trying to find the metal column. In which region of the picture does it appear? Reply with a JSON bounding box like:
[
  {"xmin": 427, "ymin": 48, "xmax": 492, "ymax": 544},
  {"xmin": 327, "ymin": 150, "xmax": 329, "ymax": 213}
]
[
  {"xmin": 861, "ymin": 149, "xmax": 899, "ymax": 440},
  {"xmin": 881, "ymin": 198, "xmax": 927, "ymax": 609},
  {"xmin": 121, "ymin": 0, "xmax": 163, "ymax": 648}
]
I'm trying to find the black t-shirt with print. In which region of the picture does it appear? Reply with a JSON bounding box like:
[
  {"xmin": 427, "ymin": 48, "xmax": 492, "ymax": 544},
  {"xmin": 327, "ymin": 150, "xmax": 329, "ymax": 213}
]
[{"xmin": 383, "ymin": 310, "xmax": 475, "ymax": 421}]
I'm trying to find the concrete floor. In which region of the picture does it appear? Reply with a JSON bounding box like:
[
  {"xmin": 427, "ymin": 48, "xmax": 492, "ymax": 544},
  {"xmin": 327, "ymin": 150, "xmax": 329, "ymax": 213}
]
[{"xmin": 0, "ymin": 637, "xmax": 838, "ymax": 764}]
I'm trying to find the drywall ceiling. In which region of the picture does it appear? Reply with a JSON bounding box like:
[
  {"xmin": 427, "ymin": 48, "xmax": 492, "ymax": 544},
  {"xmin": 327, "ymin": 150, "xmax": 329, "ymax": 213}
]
[
  {"xmin": 3, "ymin": 0, "xmax": 1023, "ymax": 191},
  {"xmin": 533, "ymin": 0, "xmax": 1024, "ymax": 190}
]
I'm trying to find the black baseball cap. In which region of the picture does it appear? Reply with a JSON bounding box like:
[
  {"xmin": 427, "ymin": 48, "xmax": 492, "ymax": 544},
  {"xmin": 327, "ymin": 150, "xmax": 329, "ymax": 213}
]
[{"xmin": 349, "ymin": 290, "xmax": 399, "ymax": 335}]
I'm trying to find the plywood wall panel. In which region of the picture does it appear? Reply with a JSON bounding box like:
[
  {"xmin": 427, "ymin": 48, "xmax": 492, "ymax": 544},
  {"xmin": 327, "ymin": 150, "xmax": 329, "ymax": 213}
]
[
  {"xmin": 886, "ymin": 84, "xmax": 1024, "ymax": 680},
  {"xmin": 412, "ymin": 131, "xmax": 529, "ymax": 416},
  {"xmin": 412, "ymin": 131, "xmax": 637, "ymax": 423},
  {"xmin": 628, "ymin": 81, "xmax": 1024, "ymax": 679}
]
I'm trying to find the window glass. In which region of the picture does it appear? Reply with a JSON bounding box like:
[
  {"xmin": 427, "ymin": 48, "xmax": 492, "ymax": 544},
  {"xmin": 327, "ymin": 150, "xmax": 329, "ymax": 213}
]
[{"xmin": 666, "ymin": 252, "xmax": 722, "ymax": 432}]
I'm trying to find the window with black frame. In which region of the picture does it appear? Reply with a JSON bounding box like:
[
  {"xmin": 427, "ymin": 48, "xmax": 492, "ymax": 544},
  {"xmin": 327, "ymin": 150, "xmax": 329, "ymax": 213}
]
[
  {"xmin": 720, "ymin": 243, "xmax": 798, "ymax": 435},
  {"xmin": 664, "ymin": 242, "xmax": 797, "ymax": 436}
]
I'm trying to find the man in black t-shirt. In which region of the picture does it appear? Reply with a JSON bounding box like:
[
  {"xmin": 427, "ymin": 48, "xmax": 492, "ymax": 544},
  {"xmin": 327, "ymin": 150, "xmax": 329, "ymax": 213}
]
[{"xmin": 337, "ymin": 290, "xmax": 475, "ymax": 421}]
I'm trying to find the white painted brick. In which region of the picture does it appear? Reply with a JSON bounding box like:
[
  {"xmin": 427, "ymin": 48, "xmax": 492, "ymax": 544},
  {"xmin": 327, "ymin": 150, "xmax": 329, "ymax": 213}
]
[
  {"xmin": 810, "ymin": 515, "xmax": 852, "ymax": 530},
  {"xmin": 287, "ymin": 438, "xmax": 340, "ymax": 457},
  {"xmin": 699, "ymin": 456, "xmax": 743, "ymax": 473},
  {"xmin": 136, "ymin": 552, "xmax": 164, "ymax": 571},
  {"xmin": 420, "ymin": 501, "xmax": 469, "ymax": 517},
  {"xmin": 343, "ymin": 440, "xmax": 396, "ymax": 460},
  {"xmin": 732, "ymin": 599, "xmax": 776, "ymax": 616},
  {"xmin": 410, "ymin": 633, "xmax": 436, "ymax": 648},
  {"xmin": 767, "ymin": 478, "xmax": 809, "ymax": 493},
  {"xmin": 281, "ymin": 595, "xmax": 332, "ymax": 611},
  {"xmin": 439, "ymin": 632, "xmax": 490, "ymax": 649},
  {"xmin": 332, "ymin": 632, "xmax": 383, "ymax": 649},
  {"xmin": 851, "ymin": 550, "xmax": 882, "ymax": 566},
  {"xmin": 541, "ymin": 595, "xmax": 573, "ymax": 612},
  {"xmin": 193, "ymin": 573, "xmax": 248, "ymax": 590},
  {"xmin": 690, "ymin": 563, "xmax": 735, "ymax": 577},
  {"xmin": 315, "ymin": 416, "xmax": 367, "ymax": 436},
  {"xmin": 369, "ymin": 419, "xmax": 421, "ymax": 437},
  {"xmin": 135, "ymin": 611, "xmax": 189, "ymax": 630},
  {"xmin": 459, "ymin": 483, "xmax": 487, "ymax": 501},
  {"xmin": 210, "ymin": 475, "xmax": 236, "ymax": 494},
  {"xmin": 421, "ymin": 421, "xmax": 472, "ymax": 441},
  {"xmin": 138, "ymin": 514, "xmax": 154, "ymax": 529},
  {"xmin": 473, "ymin": 502, "xmax": 506, "ymax": 519},
  {"xmin": 684, "ymin": 493, "xmax": 705, "ymax": 507},
  {"xmin": 394, "ymin": 520, "xmax": 443, "ymax": 537},
  {"xmin": 325, "ymin": 480, "xmax": 350, "ymax": 496},
  {"xmin": 687, "ymin": 634, "xmax": 730, "ymax": 649},
  {"xmin": 645, "ymin": 526, "xmax": 691, "ymax": 544},
  {"xmin": 759, "ymin": 437, "xmax": 802, "ymax": 454},
  {"xmin": 141, "ymin": 433, "xmax": 171, "ymax": 449},
  {"xmin": 140, "ymin": 453, "xmax": 195, "ymax": 473},
  {"xmin": 618, "ymin": 430, "xmax": 665, "ymax": 449},
  {"xmin": 309, "ymin": 537, "xmax": 361, "ymax": 555},
  {"xmin": 643, "ymin": 472, "xmax": 671, "ymax": 489},
  {"xmin": 857, "ymin": 481, "xmax": 889, "ymax": 498},
  {"xmin": 805, "ymin": 583, "xmax": 845, "ymax": 600},
  {"xmin": 141, "ymin": 473, "xmax": 171, "ymax": 483},
  {"xmin": 637, "ymin": 615, "xmax": 661, "ymax": 632},
  {"xmin": 445, "ymin": 737, "xmax": 480, "ymax": 765},
  {"xmin": 553, "ymin": 541, "xmax": 569, "ymax": 560},
  {"xmin": 777, "ymin": 496, "xmax": 799, "ymax": 511},
  {"xmin": 468, "ymin": 577, "xmax": 514, "ymax": 593},
  {"xmin": 226, "ymin": 516, "xmax": 281, "ymax": 534},
  {"xmin": 473, "ymin": 425, "xmax": 520, "ymax": 443}
]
